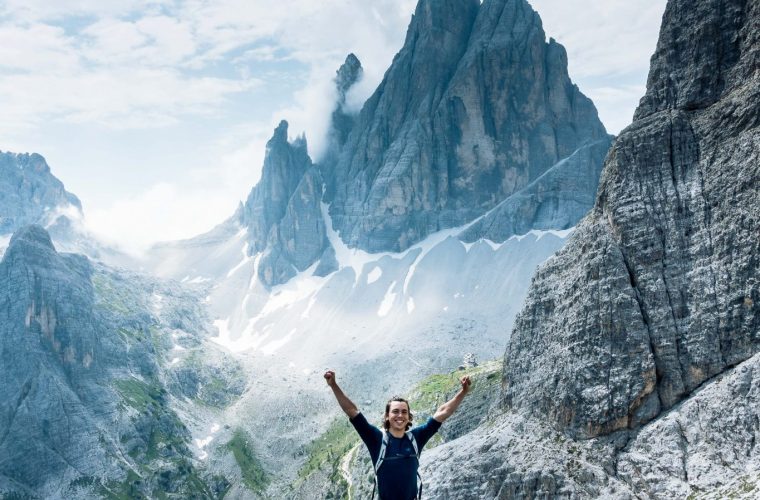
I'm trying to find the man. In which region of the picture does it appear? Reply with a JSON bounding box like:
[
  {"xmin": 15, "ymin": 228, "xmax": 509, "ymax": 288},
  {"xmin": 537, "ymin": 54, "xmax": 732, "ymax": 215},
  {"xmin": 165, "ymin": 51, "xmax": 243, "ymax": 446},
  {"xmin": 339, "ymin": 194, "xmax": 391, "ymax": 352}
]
[{"xmin": 324, "ymin": 370, "xmax": 472, "ymax": 499}]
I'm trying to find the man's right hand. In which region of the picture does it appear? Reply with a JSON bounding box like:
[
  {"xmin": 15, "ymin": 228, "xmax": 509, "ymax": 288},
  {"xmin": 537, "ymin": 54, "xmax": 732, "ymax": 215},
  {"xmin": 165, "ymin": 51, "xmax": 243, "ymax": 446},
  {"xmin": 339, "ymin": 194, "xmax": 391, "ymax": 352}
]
[{"xmin": 324, "ymin": 370, "xmax": 337, "ymax": 387}]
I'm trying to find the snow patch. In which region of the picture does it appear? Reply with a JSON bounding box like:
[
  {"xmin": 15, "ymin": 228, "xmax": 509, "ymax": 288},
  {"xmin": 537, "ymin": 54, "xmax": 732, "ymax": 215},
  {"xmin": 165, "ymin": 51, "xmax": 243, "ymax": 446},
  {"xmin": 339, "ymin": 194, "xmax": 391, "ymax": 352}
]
[
  {"xmin": 151, "ymin": 293, "xmax": 163, "ymax": 312},
  {"xmin": 378, "ymin": 281, "xmax": 397, "ymax": 317},
  {"xmin": 211, "ymin": 318, "xmax": 263, "ymax": 353},
  {"xmin": 322, "ymin": 202, "xmax": 476, "ymax": 288},
  {"xmin": 258, "ymin": 265, "xmax": 326, "ymax": 318},
  {"xmin": 195, "ymin": 435, "xmax": 214, "ymax": 449},
  {"xmin": 406, "ymin": 297, "xmax": 415, "ymax": 314},
  {"xmin": 366, "ymin": 266, "xmax": 382, "ymax": 284},
  {"xmin": 511, "ymin": 227, "xmax": 575, "ymax": 242},
  {"xmin": 261, "ymin": 328, "xmax": 297, "ymax": 355},
  {"xmin": 301, "ymin": 295, "xmax": 317, "ymax": 319},
  {"xmin": 226, "ymin": 243, "xmax": 253, "ymax": 278}
]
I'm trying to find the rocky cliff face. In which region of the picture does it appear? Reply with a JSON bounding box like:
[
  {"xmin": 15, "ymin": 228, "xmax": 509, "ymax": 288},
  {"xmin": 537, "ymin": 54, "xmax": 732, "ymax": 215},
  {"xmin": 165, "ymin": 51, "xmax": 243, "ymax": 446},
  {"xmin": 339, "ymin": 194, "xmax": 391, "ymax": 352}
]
[
  {"xmin": 0, "ymin": 152, "xmax": 82, "ymax": 235},
  {"xmin": 241, "ymin": 121, "xmax": 333, "ymax": 287},
  {"xmin": 503, "ymin": 0, "xmax": 759, "ymax": 438},
  {"xmin": 416, "ymin": 0, "xmax": 759, "ymax": 497},
  {"xmin": 423, "ymin": 351, "xmax": 760, "ymax": 499},
  {"xmin": 0, "ymin": 225, "xmax": 240, "ymax": 498},
  {"xmin": 234, "ymin": 0, "xmax": 611, "ymax": 286},
  {"xmin": 0, "ymin": 226, "xmax": 109, "ymax": 496},
  {"xmin": 323, "ymin": 0, "xmax": 610, "ymax": 252}
]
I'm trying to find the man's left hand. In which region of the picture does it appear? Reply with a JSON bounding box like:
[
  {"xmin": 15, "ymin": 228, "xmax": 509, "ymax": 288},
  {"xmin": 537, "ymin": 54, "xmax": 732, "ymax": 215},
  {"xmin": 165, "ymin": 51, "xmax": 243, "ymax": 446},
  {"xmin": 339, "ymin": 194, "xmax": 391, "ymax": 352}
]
[{"xmin": 460, "ymin": 375, "xmax": 472, "ymax": 395}]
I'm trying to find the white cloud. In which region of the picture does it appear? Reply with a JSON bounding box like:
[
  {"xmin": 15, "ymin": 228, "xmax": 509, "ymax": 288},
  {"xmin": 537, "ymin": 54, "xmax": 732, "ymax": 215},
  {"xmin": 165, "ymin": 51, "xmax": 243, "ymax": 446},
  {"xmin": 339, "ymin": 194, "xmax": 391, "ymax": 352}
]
[
  {"xmin": 584, "ymin": 84, "xmax": 647, "ymax": 134},
  {"xmin": 80, "ymin": 15, "xmax": 197, "ymax": 67},
  {"xmin": 0, "ymin": 23, "xmax": 79, "ymax": 72},
  {"xmin": 530, "ymin": 0, "xmax": 666, "ymax": 80},
  {"xmin": 0, "ymin": 69, "xmax": 258, "ymax": 132},
  {"xmin": 0, "ymin": 0, "xmax": 162, "ymax": 22},
  {"xmin": 85, "ymin": 182, "xmax": 240, "ymax": 254}
]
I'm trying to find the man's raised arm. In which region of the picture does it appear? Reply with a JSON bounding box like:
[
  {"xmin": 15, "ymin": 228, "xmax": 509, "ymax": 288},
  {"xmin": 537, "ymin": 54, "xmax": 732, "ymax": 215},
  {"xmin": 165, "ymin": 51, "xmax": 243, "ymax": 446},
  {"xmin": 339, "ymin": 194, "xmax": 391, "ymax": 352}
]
[
  {"xmin": 433, "ymin": 375, "xmax": 472, "ymax": 422},
  {"xmin": 324, "ymin": 370, "xmax": 360, "ymax": 419}
]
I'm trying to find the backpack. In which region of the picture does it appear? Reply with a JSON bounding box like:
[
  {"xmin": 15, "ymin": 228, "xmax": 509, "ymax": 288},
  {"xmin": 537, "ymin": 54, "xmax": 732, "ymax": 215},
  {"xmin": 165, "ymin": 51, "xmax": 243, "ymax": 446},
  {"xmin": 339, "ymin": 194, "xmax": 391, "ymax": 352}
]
[{"xmin": 371, "ymin": 430, "xmax": 423, "ymax": 499}]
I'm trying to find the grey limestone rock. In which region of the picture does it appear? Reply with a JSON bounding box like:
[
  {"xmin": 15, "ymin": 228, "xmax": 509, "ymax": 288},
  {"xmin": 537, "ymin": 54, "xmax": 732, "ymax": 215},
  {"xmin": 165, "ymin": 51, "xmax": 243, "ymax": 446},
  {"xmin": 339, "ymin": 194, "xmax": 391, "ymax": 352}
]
[
  {"xmin": 0, "ymin": 152, "xmax": 82, "ymax": 235},
  {"xmin": 0, "ymin": 226, "xmax": 111, "ymax": 494},
  {"xmin": 323, "ymin": 0, "xmax": 609, "ymax": 252},
  {"xmin": 459, "ymin": 137, "xmax": 612, "ymax": 242},
  {"xmin": 0, "ymin": 225, "xmax": 223, "ymax": 498},
  {"xmin": 423, "ymin": 352, "xmax": 760, "ymax": 499},
  {"xmin": 503, "ymin": 0, "xmax": 759, "ymax": 438},
  {"xmin": 243, "ymin": 120, "xmax": 311, "ymax": 254},
  {"xmin": 242, "ymin": 121, "xmax": 332, "ymax": 287},
  {"xmin": 327, "ymin": 53, "xmax": 363, "ymax": 151}
]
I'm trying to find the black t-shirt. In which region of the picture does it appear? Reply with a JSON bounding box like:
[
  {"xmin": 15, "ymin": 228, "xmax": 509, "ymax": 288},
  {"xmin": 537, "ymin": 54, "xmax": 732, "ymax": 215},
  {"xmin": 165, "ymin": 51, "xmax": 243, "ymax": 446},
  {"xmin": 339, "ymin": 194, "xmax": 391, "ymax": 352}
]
[{"xmin": 350, "ymin": 412, "xmax": 441, "ymax": 499}]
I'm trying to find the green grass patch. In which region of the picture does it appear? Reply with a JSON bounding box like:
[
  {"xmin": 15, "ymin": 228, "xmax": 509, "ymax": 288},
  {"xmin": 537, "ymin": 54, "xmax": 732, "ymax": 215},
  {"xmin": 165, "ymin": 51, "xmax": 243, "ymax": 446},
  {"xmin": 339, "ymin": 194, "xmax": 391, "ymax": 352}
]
[
  {"xmin": 92, "ymin": 273, "xmax": 142, "ymax": 316},
  {"xmin": 101, "ymin": 469, "xmax": 147, "ymax": 500},
  {"xmin": 226, "ymin": 429, "xmax": 270, "ymax": 493},
  {"xmin": 409, "ymin": 360, "xmax": 502, "ymax": 414},
  {"xmin": 114, "ymin": 378, "xmax": 165, "ymax": 412},
  {"xmin": 298, "ymin": 418, "xmax": 358, "ymax": 481}
]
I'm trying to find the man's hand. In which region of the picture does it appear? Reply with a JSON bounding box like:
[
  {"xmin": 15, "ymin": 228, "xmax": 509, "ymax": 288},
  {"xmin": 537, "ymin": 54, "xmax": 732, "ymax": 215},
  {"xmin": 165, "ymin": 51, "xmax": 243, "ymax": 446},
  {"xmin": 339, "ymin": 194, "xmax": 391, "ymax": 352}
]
[
  {"xmin": 324, "ymin": 370, "xmax": 359, "ymax": 418},
  {"xmin": 460, "ymin": 375, "xmax": 472, "ymax": 395},
  {"xmin": 433, "ymin": 375, "xmax": 473, "ymax": 423},
  {"xmin": 324, "ymin": 370, "xmax": 337, "ymax": 388}
]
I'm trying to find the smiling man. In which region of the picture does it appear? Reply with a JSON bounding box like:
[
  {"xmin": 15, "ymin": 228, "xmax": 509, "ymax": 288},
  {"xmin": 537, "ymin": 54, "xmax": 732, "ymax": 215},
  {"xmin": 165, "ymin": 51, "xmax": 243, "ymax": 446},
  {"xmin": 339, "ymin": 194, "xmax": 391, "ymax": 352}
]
[{"xmin": 324, "ymin": 370, "xmax": 471, "ymax": 499}]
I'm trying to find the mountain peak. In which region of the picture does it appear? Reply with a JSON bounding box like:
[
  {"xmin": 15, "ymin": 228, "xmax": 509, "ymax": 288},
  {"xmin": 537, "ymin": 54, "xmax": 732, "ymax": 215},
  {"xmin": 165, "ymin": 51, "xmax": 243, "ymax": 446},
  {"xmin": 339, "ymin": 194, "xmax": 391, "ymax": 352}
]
[
  {"xmin": 272, "ymin": 119, "xmax": 289, "ymax": 143},
  {"xmin": 323, "ymin": 0, "xmax": 607, "ymax": 252},
  {"xmin": 0, "ymin": 151, "xmax": 83, "ymax": 235},
  {"xmin": 335, "ymin": 53, "xmax": 363, "ymax": 101},
  {"xmin": 7, "ymin": 224, "xmax": 56, "ymax": 254},
  {"xmin": 635, "ymin": 0, "xmax": 757, "ymax": 119}
]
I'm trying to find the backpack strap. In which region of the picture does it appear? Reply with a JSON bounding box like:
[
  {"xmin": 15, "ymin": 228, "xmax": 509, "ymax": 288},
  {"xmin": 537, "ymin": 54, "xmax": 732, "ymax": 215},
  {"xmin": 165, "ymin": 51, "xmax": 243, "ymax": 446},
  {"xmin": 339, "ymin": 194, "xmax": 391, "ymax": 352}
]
[
  {"xmin": 406, "ymin": 431, "xmax": 423, "ymax": 499},
  {"xmin": 405, "ymin": 430, "xmax": 419, "ymax": 458},
  {"xmin": 375, "ymin": 431, "xmax": 390, "ymax": 474},
  {"xmin": 371, "ymin": 431, "xmax": 390, "ymax": 499}
]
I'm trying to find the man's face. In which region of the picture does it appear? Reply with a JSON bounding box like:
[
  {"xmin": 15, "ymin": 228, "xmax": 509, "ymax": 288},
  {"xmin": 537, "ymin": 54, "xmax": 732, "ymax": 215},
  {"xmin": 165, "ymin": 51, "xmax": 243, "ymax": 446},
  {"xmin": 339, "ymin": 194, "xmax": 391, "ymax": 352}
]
[{"xmin": 387, "ymin": 401, "xmax": 410, "ymax": 432}]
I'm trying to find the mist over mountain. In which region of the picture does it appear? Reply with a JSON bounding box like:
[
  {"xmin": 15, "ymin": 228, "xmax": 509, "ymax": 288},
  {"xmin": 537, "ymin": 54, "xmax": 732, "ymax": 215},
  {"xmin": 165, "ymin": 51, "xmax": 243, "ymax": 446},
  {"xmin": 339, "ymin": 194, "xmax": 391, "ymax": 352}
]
[{"xmin": 322, "ymin": 0, "xmax": 610, "ymax": 253}]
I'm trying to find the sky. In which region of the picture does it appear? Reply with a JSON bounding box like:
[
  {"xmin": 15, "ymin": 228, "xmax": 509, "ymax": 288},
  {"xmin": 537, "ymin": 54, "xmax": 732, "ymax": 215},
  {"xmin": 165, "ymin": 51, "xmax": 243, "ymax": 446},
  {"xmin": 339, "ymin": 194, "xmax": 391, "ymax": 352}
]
[{"xmin": 0, "ymin": 0, "xmax": 667, "ymax": 252}]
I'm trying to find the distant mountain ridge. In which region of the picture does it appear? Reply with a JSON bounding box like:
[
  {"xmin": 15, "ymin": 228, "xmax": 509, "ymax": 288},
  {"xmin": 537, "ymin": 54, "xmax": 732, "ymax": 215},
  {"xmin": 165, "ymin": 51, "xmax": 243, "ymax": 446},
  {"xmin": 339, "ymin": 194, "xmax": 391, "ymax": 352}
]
[
  {"xmin": 0, "ymin": 151, "xmax": 81, "ymax": 235},
  {"xmin": 0, "ymin": 224, "xmax": 248, "ymax": 498},
  {"xmin": 322, "ymin": 0, "xmax": 611, "ymax": 253},
  {"xmin": 232, "ymin": 0, "xmax": 611, "ymax": 288}
]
